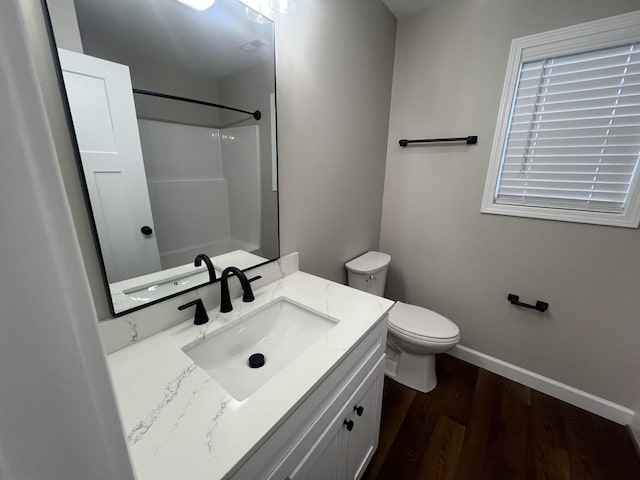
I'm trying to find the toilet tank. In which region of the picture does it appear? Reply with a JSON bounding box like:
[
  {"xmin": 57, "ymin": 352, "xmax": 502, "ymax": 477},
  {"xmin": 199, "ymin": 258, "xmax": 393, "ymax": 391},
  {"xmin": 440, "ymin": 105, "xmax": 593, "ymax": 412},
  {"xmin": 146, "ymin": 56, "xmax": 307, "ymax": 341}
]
[{"xmin": 345, "ymin": 251, "xmax": 391, "ymax": 297}]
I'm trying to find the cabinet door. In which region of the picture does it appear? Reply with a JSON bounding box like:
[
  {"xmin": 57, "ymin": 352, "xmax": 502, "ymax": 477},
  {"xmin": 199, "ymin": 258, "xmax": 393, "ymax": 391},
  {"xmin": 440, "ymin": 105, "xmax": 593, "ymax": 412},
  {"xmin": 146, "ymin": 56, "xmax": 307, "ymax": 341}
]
[
  {"xmin": 345, "ymin": 366, "xmax": 383, "ymax": 480},
  {"xmin": 287, "ymin": 424, "xmax": 344, "ymax": 480},
  {"xmin": 285, "ymin": 357, "xmax": 384, "ymax": 480}
]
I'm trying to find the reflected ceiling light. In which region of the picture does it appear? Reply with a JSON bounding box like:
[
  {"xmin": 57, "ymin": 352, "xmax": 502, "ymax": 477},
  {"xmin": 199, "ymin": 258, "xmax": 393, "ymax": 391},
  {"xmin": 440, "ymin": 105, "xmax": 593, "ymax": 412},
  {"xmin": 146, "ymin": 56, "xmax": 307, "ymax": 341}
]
[
  {"xmin": 268, "ymin": 0, "xmax": 295, "ymax": 13},
  {"xmin": 176, "ymin": 0, "xmax": 216, "ymax": 11},
  {"xmin": 246, "ymin": 7, "xmax": 266, "ymax": 24}
]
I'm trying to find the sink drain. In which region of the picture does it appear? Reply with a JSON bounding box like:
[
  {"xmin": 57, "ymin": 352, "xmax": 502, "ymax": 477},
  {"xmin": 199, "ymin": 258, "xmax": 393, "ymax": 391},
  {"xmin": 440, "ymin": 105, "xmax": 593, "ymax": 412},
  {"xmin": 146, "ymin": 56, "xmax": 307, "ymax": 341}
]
[{"xmin": 248, "ymin": 353, "xmax": 265, "ymax": 368}]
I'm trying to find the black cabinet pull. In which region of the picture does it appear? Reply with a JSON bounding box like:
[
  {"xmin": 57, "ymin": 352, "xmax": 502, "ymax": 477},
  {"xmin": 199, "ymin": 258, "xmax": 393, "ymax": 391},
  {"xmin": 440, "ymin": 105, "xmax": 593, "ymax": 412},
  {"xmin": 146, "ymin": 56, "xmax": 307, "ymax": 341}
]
[
  {"xmin": 343, "ymin": 419, "xmax": 354, "ymax": 431},
  {"xmin": 140, "ymin": 225, "xmax": 153, "ymax": 235},
  {"xmin": 354, "ymin": 405, "xmax": 364, "ymax": 416}
]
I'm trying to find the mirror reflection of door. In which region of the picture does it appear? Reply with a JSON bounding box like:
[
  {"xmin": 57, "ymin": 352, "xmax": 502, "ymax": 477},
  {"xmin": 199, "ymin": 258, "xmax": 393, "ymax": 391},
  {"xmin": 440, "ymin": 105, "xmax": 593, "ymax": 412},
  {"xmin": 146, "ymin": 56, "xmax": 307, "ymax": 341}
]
[
  {"xmin": 59, "ymin": 48, "xmax": 161, "ymax": 282},
  {"xmin": 48, "ymin": 0, "xmax": 278, "ymax": 315}
]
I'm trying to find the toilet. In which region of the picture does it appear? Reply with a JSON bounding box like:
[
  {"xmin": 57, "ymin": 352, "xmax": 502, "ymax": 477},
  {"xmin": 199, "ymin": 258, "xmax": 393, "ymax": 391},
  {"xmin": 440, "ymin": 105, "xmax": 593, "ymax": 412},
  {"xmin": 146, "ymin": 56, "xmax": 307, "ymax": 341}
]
[{"xmin": 345, "ymin": 251, "xmax": 460, "ymax": 393}]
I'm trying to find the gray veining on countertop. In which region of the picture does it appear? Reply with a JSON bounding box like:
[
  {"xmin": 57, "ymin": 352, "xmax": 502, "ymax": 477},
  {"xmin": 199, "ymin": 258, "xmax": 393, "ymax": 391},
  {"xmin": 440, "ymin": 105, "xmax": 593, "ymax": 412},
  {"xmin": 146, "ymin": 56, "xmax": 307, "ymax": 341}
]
[
  {"xmin": 106, "ymin": 265, "xmax": 394, "ymax": 480},
  {"xmin": 206, "ymin": 395, "xmax": 234, "ymax": 453},
  {"xmin": 127, "ymin": 363, "xmax": 198, "ymax": 445}
]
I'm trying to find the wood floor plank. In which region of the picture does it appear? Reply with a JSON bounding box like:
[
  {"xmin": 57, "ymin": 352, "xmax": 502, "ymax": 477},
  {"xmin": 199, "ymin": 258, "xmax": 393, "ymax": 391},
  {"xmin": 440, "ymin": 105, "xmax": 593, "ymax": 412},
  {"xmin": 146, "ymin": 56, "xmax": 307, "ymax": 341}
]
[
  {"xmin": 483, "ymin": 375, "xmax": 534, "ymax": 480},
  {"xmin": 371, "ymin": 355, "xmax": 479, "ymax": 480},
  {"xmin": 416, "ymin": 414, "xmax": 465, "ymax": 480},
  {"xmin": 363, "ymin": 378, "xmax": 417, "ymax": 480},
  {"xmin": 583, "ymin": 408, "xmax": 640, "ymax": 480},
  {"xmin": 374, "ymin": 387, "xmax": 437, "ymax": 479},
  {"xmin": 363, "ymin": 355, "xmax": 640, "ymax": 480},
  {"xmin": 543, "ymin": 447, "xmax": 571, "ymax": 480},
  {"xmin": 454, "ymin": 369, "xmax": 498, "ymax": 480},
  {"xmin": 501, "ymin": 374, "xmax": 532, "ymax": 407},
  {"xmin": 430, "ymin": 354, "xmax": 478, "ymax": 427},
  {"xmin": 630, "ymin": 426, "xmax": 640, "ymax": 460},
  {"xmin": 561, "ymin": 398, "xmax": 611, "ymax": 480},
  {"xmin": 530, "ymin": 389, "xmax": 572, "ymax": 480}
]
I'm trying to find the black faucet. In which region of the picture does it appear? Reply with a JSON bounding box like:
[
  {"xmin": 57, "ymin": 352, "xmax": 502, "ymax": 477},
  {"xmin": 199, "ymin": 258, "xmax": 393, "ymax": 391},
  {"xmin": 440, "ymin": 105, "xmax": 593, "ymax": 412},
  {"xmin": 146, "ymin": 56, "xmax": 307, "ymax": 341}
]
[
  {"xmin": 194, "ymin": 253, "xmax": 217, "ymax": 284},
  {"xmin": 219, "ymin": 266, "xmax": 261, "ymax": 313}
]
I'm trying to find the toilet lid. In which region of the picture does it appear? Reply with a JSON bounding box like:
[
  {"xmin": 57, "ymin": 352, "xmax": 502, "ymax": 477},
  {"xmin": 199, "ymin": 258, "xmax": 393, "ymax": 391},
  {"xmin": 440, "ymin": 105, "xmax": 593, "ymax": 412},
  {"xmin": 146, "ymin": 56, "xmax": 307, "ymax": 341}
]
[
  {"xmin": 389, "ymin": 301, "xmax": 459, "ymax": 340},
  {"xmin": 345, "ymin": 251, "xmax": 391, "ymax": 274}
]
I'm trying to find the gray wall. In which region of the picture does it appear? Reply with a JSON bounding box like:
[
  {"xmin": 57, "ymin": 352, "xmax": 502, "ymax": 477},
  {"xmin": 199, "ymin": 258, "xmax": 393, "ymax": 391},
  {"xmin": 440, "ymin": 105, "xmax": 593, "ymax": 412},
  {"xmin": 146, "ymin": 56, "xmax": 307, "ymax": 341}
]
[
  {"xmin": 218, "ymin": 60, "xmax": 279, "ymax": 260},
  {"xmin": 380, "ymin": 0, "xmax": 640, "ymax": 408},
  {"xmin": 277, "ymin": 0, "xmax": 397, "ymax": 282},
  {"xmin": 46, "ymin": 3, "xmax": 223, "ymax": 129},
  {"xmin": 45, "ymin": 0, "xmax": 83, "ymax": 52},
  {"xmin": 1, "ymin": 0, "xmax": 134, "ymax": 476},
  {"xmin": 79, "ymin": 37, "xmax": 221, "ymax": 127}
]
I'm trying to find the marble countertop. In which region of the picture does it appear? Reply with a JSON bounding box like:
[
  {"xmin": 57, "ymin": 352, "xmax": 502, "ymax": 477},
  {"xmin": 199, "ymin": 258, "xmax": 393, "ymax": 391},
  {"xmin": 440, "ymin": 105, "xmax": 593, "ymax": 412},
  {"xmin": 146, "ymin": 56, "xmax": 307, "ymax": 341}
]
[{"xmin": 107, "ymin": 271, "xmax": 394, "ymax": 479}]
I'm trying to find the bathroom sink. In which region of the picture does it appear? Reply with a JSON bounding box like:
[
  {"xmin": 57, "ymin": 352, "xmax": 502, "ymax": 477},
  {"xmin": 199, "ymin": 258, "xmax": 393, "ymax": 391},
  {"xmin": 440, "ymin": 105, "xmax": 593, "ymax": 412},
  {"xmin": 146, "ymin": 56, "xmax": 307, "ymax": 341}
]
[
  {"xmin": 182, "ymin": 298, "xmax": 338, "ymax": 401},
  {"xmin": 124, "ymin": 269, "xmax": 218, "ymax": 302}
]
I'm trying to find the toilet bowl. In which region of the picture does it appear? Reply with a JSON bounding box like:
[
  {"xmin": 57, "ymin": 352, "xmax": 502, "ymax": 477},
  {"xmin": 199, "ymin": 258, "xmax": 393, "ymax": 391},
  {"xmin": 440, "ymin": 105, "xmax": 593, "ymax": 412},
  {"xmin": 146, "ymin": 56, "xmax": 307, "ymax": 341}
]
[{"xmin": 345, "ymin": 251, "xmax": 460, "ymax": 393}]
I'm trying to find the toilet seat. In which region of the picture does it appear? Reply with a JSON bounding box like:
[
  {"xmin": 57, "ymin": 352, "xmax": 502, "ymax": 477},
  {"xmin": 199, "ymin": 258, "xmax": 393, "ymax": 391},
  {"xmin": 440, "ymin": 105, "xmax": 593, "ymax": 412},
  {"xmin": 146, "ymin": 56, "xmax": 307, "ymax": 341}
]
[{"xmin": 389, "ymin": 301, "xmax": 459, "ymax": 342}]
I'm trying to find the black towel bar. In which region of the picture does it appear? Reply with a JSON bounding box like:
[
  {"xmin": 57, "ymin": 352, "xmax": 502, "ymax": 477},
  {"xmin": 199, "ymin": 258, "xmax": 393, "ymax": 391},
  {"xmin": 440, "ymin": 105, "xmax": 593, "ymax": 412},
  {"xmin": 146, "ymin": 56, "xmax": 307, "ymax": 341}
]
[
  {"xmin": 399, "ymin": 135, "xmax": 477, "ymax": 147},
  {"xmin": 507, "ymin": 294, "xmax": 548, "ymax": 313}
]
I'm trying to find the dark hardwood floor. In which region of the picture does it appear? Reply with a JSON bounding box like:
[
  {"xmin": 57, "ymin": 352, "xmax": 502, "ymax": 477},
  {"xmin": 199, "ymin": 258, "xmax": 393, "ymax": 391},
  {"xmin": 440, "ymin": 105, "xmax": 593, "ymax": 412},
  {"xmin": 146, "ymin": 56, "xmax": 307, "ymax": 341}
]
[{"xmin": 363, "ymin": 354, "xmax": 640, "ymax": 480}]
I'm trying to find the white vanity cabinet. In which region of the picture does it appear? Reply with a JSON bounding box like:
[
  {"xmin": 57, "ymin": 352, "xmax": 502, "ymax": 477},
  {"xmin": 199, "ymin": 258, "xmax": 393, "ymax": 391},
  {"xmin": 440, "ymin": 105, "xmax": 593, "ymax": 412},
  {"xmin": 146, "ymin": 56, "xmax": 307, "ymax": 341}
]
[
  {"xmin": 230, "ymin": 317, "xmax": 387, "ymax": 480},
  {"xmin": 285, "ymin": 356, "xmax": 384, "ymax": 480}
]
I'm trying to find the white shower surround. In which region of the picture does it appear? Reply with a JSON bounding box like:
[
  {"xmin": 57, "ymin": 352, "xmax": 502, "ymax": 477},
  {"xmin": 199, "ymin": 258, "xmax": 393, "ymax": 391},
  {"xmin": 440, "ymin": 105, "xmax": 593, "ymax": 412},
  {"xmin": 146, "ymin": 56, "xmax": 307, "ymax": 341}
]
[{"xmin": 138, "ymin": 119, "xmax": 261, "ymax": 269}]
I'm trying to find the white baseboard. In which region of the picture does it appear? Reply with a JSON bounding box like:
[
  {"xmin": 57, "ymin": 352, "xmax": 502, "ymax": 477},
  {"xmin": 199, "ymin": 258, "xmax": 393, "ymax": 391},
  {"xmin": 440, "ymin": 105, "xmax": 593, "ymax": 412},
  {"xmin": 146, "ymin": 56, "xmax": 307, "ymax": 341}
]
[{"xmin": 448, "ymin": 344, "xmax": 633, "ymax": 425}]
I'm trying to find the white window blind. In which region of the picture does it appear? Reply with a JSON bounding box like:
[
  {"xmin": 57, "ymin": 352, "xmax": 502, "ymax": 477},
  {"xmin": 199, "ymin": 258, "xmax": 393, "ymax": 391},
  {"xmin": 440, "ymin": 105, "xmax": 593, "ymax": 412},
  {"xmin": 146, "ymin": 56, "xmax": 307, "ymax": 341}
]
[{"xmin": 495, "ymin": 42, "xmax": 640, "ymax": 213}]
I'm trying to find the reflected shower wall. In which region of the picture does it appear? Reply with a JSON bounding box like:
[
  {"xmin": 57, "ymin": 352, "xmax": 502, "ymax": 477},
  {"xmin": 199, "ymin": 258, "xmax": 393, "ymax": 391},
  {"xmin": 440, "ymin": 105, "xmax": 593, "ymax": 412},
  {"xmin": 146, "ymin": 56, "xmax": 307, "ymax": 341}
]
[{"xmin": 138, "ymin": 119, "xmax": 261, "ymax": 269}]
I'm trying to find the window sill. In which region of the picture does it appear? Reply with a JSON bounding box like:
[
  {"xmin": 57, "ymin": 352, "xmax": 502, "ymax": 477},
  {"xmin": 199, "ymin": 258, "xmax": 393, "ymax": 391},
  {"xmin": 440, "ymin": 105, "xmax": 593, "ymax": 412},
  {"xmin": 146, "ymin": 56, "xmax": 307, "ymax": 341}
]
[{"xmin": 480, "ymin": 202, "xmax": 640, "ymax": 228}]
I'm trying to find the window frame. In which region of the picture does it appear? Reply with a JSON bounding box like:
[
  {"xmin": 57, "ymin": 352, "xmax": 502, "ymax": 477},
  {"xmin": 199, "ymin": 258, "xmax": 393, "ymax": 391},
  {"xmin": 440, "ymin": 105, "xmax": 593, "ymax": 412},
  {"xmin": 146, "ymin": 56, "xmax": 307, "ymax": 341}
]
[{"xmin": 481, "ymin": 10, "xmax": 640, "ymax": 228}]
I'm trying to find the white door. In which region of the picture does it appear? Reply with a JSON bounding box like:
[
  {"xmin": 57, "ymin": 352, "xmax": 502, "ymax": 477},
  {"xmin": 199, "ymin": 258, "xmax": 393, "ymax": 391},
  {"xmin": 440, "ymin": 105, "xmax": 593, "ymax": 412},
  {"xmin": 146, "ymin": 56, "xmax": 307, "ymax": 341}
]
[{"xmin": 58, "ymin": 49, "xmax": 161, "ymax": 282}]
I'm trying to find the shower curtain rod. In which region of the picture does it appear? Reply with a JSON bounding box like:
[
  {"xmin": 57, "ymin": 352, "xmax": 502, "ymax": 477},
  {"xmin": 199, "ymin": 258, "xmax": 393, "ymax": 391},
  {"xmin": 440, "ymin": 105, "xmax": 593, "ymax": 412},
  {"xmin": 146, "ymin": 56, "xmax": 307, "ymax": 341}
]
[{"xmin": 132, "ymin": 88, "xmax": 262, "ymax": 121}]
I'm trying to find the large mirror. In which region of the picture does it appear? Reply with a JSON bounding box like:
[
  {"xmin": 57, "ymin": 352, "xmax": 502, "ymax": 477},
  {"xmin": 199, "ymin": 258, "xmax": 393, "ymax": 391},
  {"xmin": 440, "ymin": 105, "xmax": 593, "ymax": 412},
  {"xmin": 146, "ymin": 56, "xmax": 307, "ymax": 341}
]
[{"xmin": 48, "ymin": 0, "xmax": 279, "ymax": 315}]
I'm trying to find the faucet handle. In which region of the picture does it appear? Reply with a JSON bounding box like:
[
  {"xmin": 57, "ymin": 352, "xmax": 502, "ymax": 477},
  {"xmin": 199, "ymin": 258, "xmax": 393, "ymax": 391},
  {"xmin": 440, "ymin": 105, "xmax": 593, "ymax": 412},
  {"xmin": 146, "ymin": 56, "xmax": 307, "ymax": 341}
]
[
  {"xmin": 178, "ymin": 299, "xmax": 209, "ymax": 325},
  {"xmin": 242, "ymin": 275, "xmax": 262, "ymax": 302}
]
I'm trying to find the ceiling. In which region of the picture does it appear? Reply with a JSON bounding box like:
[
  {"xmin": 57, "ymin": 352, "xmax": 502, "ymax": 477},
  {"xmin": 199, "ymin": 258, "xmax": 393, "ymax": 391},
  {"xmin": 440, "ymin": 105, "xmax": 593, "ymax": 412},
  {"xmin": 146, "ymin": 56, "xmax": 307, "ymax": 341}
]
[
  {"xmin": 74, "ymin": 0, "xmax": 274, "ymax": 80},
  {"xmin": 381, "ymin": 0, "xmax": 450, "ymax": 18},
  {"xmin": 72, "ymin": 0, "xmax": 446, "ymax": 80}
]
